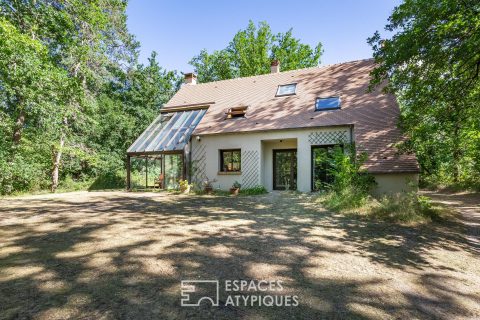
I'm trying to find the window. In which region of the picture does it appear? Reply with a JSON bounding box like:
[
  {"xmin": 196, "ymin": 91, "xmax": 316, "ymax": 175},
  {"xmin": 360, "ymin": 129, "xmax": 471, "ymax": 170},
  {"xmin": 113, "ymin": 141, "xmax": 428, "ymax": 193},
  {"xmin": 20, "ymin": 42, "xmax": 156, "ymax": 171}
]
[
  {"xmin": 220, "ymin": 149, "xmax": 241, "ymax": 172},
  {"xmin": 315, "ymin": 97, "xmax": 341, "ymax": 111},
  {"xmin": 276, "ymin": 83, "xmax": 297, "ymax": 96},
  {"xmin": 226, "ymin": 106, "xmax": 248, "ymax": 119}
]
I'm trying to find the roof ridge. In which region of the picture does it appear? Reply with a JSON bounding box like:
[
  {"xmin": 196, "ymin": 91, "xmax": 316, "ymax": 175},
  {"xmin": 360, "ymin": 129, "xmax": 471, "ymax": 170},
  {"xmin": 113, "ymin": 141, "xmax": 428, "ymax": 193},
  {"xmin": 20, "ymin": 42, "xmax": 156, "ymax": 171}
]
[{"xmin": 190, "ymin": 58, "xmax": 374, "ymax": 87}]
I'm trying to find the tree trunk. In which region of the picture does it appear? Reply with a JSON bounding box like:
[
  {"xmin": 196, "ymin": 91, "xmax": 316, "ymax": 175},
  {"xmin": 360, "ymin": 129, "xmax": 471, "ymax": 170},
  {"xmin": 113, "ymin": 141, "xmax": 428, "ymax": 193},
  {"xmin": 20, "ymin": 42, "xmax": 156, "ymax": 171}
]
[
  {"xmin": 12, "ymin": 109, "xmax": 25, "ymax": 145},
  {"xmin": 51, "ymin": 118, "xmax": 67, "ymax": 192}
]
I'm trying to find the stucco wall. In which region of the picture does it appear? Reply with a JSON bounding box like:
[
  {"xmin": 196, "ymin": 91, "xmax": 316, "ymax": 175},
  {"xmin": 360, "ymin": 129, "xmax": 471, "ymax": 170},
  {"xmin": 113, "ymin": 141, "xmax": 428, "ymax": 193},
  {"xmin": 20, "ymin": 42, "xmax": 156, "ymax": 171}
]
[
  {"xmin": 372, "ymin": 173, "xmax": 419, "ymax": 196},
  {"xmin": 190, "ymin": 127, "xmax": 351, "ymax": 192}
]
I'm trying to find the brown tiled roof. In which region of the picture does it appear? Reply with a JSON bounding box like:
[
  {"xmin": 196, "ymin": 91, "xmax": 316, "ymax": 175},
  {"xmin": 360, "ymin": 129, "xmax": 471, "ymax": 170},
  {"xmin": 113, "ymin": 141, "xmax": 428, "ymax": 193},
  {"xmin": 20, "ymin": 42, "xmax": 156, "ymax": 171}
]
[{"xmin": 164, "ymin": 59, "xmax": 419, "ymax": 173}]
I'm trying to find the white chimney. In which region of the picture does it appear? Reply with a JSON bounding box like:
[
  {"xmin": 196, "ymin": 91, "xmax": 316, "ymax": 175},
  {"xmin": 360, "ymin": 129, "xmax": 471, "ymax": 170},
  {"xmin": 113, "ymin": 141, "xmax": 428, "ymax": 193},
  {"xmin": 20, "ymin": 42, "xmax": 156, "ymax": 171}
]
[
  {"xmin": 184, "ymin": 72, "xmax": 197, "ymax": 85},
  {"xmin": 270, "ymin": 60, "xmax": 280, "ymax": 73}
]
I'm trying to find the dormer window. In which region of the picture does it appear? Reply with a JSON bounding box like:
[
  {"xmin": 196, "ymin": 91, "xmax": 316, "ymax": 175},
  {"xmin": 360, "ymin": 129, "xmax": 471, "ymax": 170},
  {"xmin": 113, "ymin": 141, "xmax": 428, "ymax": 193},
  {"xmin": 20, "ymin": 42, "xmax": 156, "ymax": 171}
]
[
  {"xmin": 226, "ymin": 106, "xmax": 248, "ymax": 119},
  {"xmin": 276, "ymin": 83, "xmax": 297, "ymax": 96},
  {"xmin": 315, "ymin": 97, "xmax": 341, "ymax": 111}
]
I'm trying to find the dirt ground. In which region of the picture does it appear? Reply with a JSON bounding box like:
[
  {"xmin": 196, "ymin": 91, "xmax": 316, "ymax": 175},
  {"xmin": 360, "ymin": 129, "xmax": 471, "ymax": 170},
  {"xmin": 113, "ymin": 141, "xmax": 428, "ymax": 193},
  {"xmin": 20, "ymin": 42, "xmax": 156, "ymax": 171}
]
[{"xmin": 0, "ymin": 191, "xmax": 479, "ymax": 320}]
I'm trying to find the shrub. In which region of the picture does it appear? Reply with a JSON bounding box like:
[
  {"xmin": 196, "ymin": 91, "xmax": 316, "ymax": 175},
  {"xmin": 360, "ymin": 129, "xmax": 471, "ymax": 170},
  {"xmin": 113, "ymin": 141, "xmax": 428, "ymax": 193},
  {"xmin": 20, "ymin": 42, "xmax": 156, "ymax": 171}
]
[
  {"xmin": 370, "ymin": 192, "xmax": 442, "ymax": 223},
  {"xmin": 58, "ymin": 175, "xmax": 94, "ymax": 192},
  {"xmin": 319, "ymin": 145, "xmax": 375, "ymax": 209},
  {"xmin": 239, "ymin": 185, "xmax": 268, "ymax": 195},
  {"xmin": 321, "ymin": 186, "xmax": 371, "ymax": 211},
  {"xmin": 0, "ymin": 153, "xmax": 48, "ymax": 195},
  {"xmin": 88, "ymin": 171, "xmax": 125, "ymax": 190}
]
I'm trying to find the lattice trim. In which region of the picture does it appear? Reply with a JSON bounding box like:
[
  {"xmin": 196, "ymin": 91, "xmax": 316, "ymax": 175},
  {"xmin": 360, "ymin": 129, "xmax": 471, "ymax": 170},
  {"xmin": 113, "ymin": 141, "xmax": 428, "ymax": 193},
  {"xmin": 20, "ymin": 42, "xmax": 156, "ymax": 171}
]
[
  {"xmin": 308, "ymin": 130, "xmax": 349, "ymax": 145},
  {"xmin": 191, "ymin": 143, "xmax": 206, "ymax": 186},
  {"xmin": 241, "ymin": 150, "xmax": 259, "ymax": 188}
]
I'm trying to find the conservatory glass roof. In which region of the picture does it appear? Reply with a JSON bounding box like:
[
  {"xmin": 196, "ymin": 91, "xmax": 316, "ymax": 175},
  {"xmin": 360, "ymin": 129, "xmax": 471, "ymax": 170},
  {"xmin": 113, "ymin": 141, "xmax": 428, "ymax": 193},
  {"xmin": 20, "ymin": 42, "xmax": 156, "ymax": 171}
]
[{"xmin": 127, "ymin": 109, "xmax": 207, "ymax": 154}]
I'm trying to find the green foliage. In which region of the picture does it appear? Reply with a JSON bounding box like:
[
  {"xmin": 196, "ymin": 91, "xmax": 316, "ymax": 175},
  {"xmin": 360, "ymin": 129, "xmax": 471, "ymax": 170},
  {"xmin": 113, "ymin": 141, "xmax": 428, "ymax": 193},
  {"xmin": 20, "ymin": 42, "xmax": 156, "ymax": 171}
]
[
  {"xmin": 239, "ymin": 186, "xmax": 268, "ymax": 195},
  {"xmin": 370, "ymin": 193, "xmax": 443, "ymax": 223},
  {"xmin": 368, "ymin": 0, "xmax": 480, "ymax": 189},
  {"xmin": 321, "ymin": 186, "xmax": 371, "ymax": 212},
  {"xmin": 326, "ymin": 146, "xmax": 376, "ymax": 195},
  {"xmin": 58, "ymin": 175, "xmax": 94, "ymax": 192},
  {"xmin": 190, "ymin": 21, "xmax": 322, "ymax": 83},
  {"xmin": 0, "ymin": 152, "xmax": 47, "ymax": 195},
  {"xmin": 88, "ymin": 172, "xmax": 125, "ymax": 191},
  {"xmin": 0, "ymin": 1, "xmax": 180, "ymax": 195},
  {"xmin": 319, "ymin": 146, "xmax": 375, "ymax": 210},
  {"xmin": 232, "ymin": 181, "xmax": 241, "ymax": 189},
  {"xmin": 318, "ymin": 146, "xmax": 443, "ymax": 223}
]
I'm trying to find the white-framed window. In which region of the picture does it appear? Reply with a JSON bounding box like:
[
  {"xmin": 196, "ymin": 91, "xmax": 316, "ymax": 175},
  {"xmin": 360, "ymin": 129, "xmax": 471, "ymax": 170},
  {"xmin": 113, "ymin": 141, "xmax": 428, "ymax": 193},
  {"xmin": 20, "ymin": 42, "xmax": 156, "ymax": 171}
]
[{"xmin": 276, "ymin": 83, "xmax": 297, "ymax": 96}]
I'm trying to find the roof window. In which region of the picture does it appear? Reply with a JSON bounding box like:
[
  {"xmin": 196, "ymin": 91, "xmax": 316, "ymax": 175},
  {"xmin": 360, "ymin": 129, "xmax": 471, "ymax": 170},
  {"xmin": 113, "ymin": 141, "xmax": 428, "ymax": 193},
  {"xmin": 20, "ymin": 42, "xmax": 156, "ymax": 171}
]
[
  {"xmin": 276, "ymin": 83, "xmax": 297, "ymax": 96},
  {"xmin": 226, "ymin": 106, "xmax": 248, "ymax": 119},
  {"xmin": 315, "ymin": 97, "xmax": 341, "ymax": 111}
]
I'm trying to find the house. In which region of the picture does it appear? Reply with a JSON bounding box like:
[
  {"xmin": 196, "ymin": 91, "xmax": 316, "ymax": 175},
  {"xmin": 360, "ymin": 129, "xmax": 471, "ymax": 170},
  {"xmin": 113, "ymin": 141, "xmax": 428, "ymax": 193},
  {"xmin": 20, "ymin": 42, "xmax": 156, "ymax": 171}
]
[{"xmin": 126, "ymin": 59, "xmax": 419, "ymax": 194}]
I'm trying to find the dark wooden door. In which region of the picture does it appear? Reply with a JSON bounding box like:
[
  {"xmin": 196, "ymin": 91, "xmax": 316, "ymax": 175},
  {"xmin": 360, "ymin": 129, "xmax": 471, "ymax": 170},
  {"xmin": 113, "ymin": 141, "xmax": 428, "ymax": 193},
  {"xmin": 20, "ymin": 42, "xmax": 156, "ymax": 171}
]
[{"xmin": 273, "ymin": 149, "xmax": 297, "ymax": 190}]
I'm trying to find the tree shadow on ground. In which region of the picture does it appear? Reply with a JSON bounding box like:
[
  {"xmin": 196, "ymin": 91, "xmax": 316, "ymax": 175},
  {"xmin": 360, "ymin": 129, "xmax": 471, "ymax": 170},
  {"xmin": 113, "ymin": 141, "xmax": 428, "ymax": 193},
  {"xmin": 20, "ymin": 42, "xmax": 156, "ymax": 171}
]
[{"xmin": 0, "ymin": 191, "xmax": 478, "ymax": 319}]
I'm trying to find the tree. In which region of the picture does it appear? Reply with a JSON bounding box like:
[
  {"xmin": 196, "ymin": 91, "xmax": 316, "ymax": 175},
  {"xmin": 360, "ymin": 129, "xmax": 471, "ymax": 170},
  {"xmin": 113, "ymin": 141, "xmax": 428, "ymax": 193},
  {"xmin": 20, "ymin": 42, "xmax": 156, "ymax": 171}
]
[
  {"xmin": 190, "ymin": 21, "xmax": 323, "ymax": 83},
  {"xmin": 0, "ymin": 18, "xmax": 76, "ymax": 193},
  {"xmin": 1, "ymin": 0, "xmax": 139, "ymax": 191},
  {"xmin": 0, "ymin": 1, "xmax": 180, "ymax": 195},
  {"xmin": 368, "ymin": 0, "xmax": 480, "ymax": 187},
  {"xmin": 96, "ymin": 52, "xmax": 182, "ymax": 165}
]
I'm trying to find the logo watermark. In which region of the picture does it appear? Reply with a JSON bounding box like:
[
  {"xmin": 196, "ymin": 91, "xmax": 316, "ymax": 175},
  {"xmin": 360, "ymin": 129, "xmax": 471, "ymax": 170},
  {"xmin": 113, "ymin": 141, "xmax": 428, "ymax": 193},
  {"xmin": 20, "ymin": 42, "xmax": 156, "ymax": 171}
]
[
  {"xmin": 180, "ymin": 279, "xmax": 299, "ymax": 307},
  {"xmin": 181, "ymin": 280, "xmax": 219, "ymax": 306}
]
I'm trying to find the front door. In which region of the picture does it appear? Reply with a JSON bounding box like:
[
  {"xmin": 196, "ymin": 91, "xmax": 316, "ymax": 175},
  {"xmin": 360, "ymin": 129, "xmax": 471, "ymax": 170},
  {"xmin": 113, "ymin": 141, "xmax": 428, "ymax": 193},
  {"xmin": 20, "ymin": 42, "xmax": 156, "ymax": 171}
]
[{"xmin": 273, "ymin": 149, "xmax": 297, "ymax": 190}]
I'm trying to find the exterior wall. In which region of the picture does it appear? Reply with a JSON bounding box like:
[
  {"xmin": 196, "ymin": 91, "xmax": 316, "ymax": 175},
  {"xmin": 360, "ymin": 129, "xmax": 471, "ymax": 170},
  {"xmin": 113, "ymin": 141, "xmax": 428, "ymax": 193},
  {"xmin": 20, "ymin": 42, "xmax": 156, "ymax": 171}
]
[
  {"xmin": 372, "ymin": 173, "xmax": 419, "ymax": 196},
  {"xmin": 190, "ymin": 127, "xmax": 351, "ymax": 192}
]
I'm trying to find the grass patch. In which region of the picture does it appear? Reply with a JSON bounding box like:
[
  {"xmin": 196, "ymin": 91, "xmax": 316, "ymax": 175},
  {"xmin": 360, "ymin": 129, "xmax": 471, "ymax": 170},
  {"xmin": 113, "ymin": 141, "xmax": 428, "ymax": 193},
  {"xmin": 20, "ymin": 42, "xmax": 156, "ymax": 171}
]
[
  {"xmin": 319, "ymin": 186, "xmax": 370, "ymax": 212},
  {"xmin": 369, "ymin": 193, "xmax": 447, "ymax": 223},
  {"xmin": 318, "ymin": 190, "xmax": 450, "ymax": 223}
]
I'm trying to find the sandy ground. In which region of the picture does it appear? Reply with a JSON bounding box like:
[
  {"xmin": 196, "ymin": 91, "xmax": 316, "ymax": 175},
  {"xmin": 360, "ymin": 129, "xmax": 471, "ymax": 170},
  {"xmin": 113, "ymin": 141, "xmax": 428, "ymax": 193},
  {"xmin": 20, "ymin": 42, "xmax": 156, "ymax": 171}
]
[{"xmin": 0, "ymin": 191, "xmax": 479, "ymax": 319}]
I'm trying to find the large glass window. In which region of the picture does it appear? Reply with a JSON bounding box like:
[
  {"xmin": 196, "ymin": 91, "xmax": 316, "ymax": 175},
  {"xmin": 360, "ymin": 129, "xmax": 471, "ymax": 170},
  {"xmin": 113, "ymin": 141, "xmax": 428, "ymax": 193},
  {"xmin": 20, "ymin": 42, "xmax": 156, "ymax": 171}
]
[
  {"xmin": 311, "ymin": 145, "xmax": 344, "ymax": 191},
  {"xmin": 315, "ymin": 97, "xmax": 341, "ymax": 111},
  {"xmin": 164, "ymin": 154, "xmax": 183, "ymax": 189},
  {"xmin": 220, "ymin": 149, "xmax": 241, "ymax": 172}
]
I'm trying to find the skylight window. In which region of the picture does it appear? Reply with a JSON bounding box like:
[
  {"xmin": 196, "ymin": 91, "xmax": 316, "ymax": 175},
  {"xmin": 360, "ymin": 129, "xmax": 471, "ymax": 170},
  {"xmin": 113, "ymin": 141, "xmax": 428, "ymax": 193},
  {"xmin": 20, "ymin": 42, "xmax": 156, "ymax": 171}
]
[
  {"xmin": 226, "ymin": 106, "xmax": 248, "ymax": 119},
  {"xmin": 315, "ymin": 97, "xmax": 341, "ymax": 111},
  {"xmin": 276, "ymin": 83, "xmax": 297, "ymax": 96}
]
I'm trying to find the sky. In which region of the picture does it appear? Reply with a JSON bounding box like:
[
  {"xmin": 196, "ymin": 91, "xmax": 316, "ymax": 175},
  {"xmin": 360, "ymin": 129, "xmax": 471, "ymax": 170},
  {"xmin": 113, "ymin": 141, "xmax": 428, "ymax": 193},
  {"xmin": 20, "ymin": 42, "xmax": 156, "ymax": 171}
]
[{"xmin": 126, "ymin": 0, "xmax": 401, "ymax": 72}]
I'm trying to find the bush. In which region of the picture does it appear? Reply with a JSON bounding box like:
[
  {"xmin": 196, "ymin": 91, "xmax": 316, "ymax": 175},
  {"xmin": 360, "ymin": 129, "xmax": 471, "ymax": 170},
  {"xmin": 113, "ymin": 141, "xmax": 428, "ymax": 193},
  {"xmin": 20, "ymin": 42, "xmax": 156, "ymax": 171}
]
[
  {"xmin": 88, "ymin": 171, "xmax": 125, "ymax": 191},
  {"xmin": 317, "ymin": 145, "xmax": 444, "ymax": 223},
  {"xmin": 321, "ymin": 186, "xmax": 371, "ymax": 211},
  {"xmin": 58, "ymin": 175, "xmax": 93, "ymax": 192},
  {"xmin": 319, "ymin": 145, "xmax": 375, "ymax": 210},
  {"xmin": 239, "ymin": 185, "xmax": 268, "ymax": 195},
  {"xmin": 370, "ymin": 192, "xmax": 442, "ymax": 223},
  {"xmin": 0, "ymin": 153, "xmax": 48, "ymax": 195}
]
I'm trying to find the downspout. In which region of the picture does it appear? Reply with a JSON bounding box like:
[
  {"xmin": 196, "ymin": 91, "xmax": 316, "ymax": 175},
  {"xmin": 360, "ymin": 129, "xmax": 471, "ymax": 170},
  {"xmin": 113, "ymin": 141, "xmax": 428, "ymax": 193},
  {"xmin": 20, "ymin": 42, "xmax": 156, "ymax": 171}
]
[
  {"xmin": 349, "ymin": 124, "xmax": 354, "ymax": 145},
  {"xmin": 187, "ymin": 136, "xmax": 193, "ymax": 182}
]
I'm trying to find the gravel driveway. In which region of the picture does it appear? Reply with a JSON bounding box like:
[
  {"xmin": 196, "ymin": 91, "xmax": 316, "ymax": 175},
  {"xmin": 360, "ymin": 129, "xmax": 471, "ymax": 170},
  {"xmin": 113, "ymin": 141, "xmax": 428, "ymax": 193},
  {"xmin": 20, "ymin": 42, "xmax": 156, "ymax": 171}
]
[{"xmin": 0, "ymin": 191, "xmax": 479, "ymax": 319}]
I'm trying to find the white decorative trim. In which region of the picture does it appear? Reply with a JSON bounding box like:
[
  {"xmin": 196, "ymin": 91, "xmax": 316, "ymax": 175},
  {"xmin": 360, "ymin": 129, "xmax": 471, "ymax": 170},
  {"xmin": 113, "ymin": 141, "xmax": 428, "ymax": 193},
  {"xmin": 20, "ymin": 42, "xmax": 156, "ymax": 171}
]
[
  {"xmin": 308, "ymin": 130, "xmax": 349, "ymax": 145},
  {"xmin": 191, "ymin": 143, "xmax": 206, "ymax": 186},
  {"xmin": 241, "ymin": 150, "xmax": 259, "ymax": 188}
]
